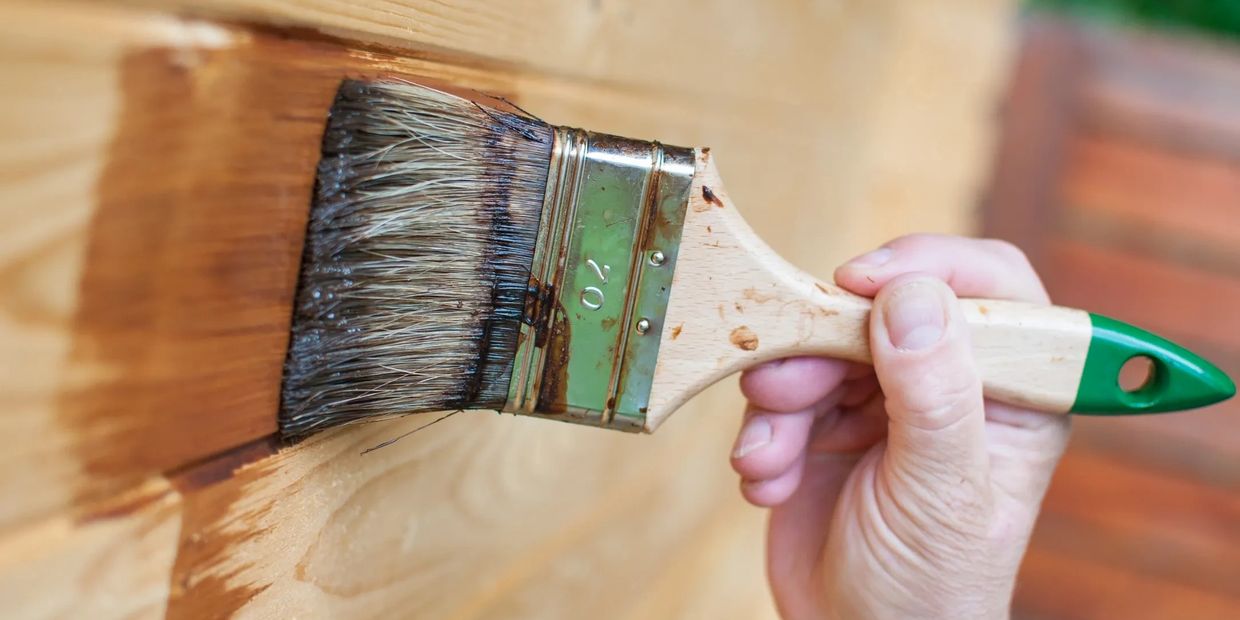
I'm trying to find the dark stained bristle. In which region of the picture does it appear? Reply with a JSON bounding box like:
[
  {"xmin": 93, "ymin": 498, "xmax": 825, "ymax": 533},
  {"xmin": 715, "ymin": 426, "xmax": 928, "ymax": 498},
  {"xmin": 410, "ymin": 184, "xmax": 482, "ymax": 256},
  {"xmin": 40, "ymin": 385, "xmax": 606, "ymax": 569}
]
[{"xmin": 279, "ymin": 80, "xmax": 553, "ymax": 438}]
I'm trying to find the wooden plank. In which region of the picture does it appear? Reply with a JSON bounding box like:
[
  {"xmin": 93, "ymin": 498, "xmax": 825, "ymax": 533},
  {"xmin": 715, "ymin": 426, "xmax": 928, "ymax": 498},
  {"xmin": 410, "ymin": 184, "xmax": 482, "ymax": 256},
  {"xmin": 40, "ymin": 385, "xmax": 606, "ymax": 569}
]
[
  {"xmin": 0, "ymin": 0, "xmax": 588, "ymax": 531},
  {"xmin": 1070, "ymin": 396, "xmax": 1240, "ymax": 488},
  {"xmin": 0, "ymin": 0, "xmax": 759, "ymax": 531},
  {"xmin": 160, "ymin": 393, "xmax": 772, "ymax": 619},
  {"xmin": 1062, "ymin": 133, "xmax": 1240, "ymax": 253},
  {"xmin": 1076, "ymin": 22, "xmax": 1240, "ymax": 160},
  {"xmin": 990, "ymin": 19, "xmax": 1240, "ymax": 620},
  {"xmin": 1053, "ymin": 133, "xmax": 1240, "ymax": 482},
  {"xmin": 1015, "ymin": 451, "xmax": 1240, "ymax": 620},
  {"xmin": 0, "ymin": 479, "xmax": 181, "ymax": 619},
  {"xmin": 1015, "ymin": 546, "xmax": 1239, "ymax": 620},
  {"xmin": 1, "ymin": 1, "xmax": 1013, "ymax": 616},
  {"xmin": 1044, "ymin": 240, "xmax": 1240, "ymax": 350},
  {"xmin": 2, "ymin": 393, "xmax": 774, "ymax": 620},
  {"xmin": 1036, "ymin": 451, "xmax": 1240, "ymax": 597},
  {"xmin": 1, "ymin": 0, "xmax": 1008, "ymax": 529},
  {"xmin": 1, "ymin": 3, "xmax": 425, "ymax": 530},
  {"xmin": 116, "ymin": 0, "xmax": 1007, "ymax": 114},
  {"xmin": 0, "ymin": 0, "xmax": 254, "ymax": 532},
  {"xmin": 981, "ymin": 18, "xmax": 1085, "ymax": 265},
  {"xmin": 114, "ymin": 0, "xmax": 1022, "ymax": 264}
]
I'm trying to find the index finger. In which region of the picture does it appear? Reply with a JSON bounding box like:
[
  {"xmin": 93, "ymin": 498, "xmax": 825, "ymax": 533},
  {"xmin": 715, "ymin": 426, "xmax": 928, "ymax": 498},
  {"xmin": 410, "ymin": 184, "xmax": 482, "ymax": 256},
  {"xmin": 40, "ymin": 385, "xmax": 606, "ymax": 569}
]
[
  {"xmin": 739, "ymin": 357, "xmax": 852, "ymax": 413},
  {"xmin": 834, "ymin": 234, "xmax": 1049, "ymax": 304}
]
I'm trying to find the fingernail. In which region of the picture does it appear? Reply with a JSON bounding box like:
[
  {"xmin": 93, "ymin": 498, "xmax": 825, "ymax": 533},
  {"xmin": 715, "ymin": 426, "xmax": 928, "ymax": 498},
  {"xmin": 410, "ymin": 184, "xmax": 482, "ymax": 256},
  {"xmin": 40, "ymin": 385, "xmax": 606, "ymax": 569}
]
[
  {"xmin": 884, "ymin": 280, "xmax": 946, "ymax": 350},
  {"xmin": 847, "ymin": 247, "xmax": 893, "ymax": 268},
  {"xmin": 733, "ymin": 416, "xmax": 772, "ymax": 458}
]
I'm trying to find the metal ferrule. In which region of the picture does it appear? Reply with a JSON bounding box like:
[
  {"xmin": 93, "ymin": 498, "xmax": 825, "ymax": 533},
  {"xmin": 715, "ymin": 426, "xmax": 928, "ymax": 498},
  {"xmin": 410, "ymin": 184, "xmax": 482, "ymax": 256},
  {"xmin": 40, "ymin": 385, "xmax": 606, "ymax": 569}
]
[{"xmin": 504, "ymin": 128, "xmax": 694, "ymax": 431}]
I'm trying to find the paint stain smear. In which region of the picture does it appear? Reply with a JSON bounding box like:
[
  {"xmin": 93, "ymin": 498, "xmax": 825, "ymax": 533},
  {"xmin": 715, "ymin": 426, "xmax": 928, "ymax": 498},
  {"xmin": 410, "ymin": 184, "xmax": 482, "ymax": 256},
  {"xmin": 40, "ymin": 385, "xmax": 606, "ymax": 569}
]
[{"xmin": 729, "ymin": 326, "xmax": 759, "ymax": 351}]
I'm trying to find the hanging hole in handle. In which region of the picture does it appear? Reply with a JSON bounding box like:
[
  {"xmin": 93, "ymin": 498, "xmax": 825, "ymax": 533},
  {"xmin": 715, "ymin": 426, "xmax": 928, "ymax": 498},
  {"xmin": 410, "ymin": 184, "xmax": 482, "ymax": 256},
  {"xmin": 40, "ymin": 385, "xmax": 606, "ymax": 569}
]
[{"xmin": 1119, "ymin": 355, "xmax": 1156, "ymax": 393}]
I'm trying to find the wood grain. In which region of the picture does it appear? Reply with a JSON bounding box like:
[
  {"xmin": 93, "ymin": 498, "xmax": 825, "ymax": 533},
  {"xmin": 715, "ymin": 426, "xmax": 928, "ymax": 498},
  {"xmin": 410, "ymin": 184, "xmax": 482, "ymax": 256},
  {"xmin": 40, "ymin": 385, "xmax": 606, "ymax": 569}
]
[
  {"xmin": 0, "ymin": 0, "xmax": 247, "ymax": 533},
  {"xmin": 0, "ymin": 478, "xmax": 181, "ymax": 619},
  {"xmin": 0, "ymin": 0, "xmax": 1015, "ymax": 616},
  {"xmin": 161, "ymin": 403, "xmax": 767, "ymax": 618}
]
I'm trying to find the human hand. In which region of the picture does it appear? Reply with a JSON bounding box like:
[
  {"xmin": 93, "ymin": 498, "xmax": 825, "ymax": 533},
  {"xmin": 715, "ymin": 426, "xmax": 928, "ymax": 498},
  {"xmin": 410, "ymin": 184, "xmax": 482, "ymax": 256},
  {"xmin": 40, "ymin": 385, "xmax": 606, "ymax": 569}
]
[{"xmin": 731, "ymin": 235, "xmax": 1070, "ymax": 619}]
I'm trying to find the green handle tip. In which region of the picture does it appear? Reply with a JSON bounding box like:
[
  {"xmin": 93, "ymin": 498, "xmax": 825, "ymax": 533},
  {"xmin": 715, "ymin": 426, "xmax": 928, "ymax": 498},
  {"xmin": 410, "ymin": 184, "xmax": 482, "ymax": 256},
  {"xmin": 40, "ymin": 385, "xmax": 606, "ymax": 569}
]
[{"xmin": 1072, "ymin": 314, "xmax": 1235, "ymax": 415}]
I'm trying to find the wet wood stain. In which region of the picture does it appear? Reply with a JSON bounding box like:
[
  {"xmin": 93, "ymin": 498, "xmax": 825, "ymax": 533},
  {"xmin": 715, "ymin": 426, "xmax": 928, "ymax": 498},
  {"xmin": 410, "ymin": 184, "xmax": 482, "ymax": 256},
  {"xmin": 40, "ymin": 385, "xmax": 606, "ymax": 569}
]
[
  {"xmin": 167, "ymin": 438, "xmax": 280, "ymax": 618},
  {"xmin": 57, "ymin": 41, "xmax": 310, "ymax": 517},
  {"xmin": 49, "ymin": 30, "xmax": 522, "ymax": 616}
]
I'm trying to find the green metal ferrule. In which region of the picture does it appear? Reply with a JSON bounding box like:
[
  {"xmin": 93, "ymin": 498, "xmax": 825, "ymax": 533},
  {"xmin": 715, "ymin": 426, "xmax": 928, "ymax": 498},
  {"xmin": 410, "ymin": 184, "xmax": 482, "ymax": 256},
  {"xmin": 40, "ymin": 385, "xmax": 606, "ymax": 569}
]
[
  {"xmin": 1071, "ymin": 313, "xmax": 1235, "ymax": 414},
  {"xmin": 504, "ymin": 128, "xmax": 694, "ymax": 431}
]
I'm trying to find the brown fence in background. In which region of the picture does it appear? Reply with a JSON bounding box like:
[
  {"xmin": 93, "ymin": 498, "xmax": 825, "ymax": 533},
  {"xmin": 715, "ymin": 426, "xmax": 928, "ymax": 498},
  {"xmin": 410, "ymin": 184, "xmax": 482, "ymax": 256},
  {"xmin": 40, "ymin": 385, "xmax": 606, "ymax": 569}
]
[{"xmin": 985, "ymin": 17, "xmax": 1240, "ymax": 620}]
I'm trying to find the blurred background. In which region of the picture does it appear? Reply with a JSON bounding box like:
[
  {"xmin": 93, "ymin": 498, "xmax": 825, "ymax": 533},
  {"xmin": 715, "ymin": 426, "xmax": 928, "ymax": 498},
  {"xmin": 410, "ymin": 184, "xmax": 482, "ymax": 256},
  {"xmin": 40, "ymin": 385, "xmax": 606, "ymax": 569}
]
[{"xmin": 987, "ymin": 1, "xmax": 1239, "ymax": 618}]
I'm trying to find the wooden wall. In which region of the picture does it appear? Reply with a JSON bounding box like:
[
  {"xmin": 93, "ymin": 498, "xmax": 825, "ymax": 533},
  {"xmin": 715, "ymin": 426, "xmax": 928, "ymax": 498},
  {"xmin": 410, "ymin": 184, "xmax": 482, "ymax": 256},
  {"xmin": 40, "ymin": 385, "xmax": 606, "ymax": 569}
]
[
  {"xmin": 0, "ymin": 1, "xmax": 1015, "ymax": 617},
  {"xmin": 986, "ymin": 19, "xmax": 1240, "ymax": 620}
]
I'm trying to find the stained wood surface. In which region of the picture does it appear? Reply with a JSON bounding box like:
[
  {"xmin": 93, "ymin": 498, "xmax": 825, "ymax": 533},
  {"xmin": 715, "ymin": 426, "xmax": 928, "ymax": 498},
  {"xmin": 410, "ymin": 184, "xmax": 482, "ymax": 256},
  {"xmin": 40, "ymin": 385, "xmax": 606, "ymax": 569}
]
[
  {"xmin": 0, "ymin": 0, "xmax": 262, "ymax": 533},
  {"xmin": 0, "ymin": 0, "xmax": 1015, "ymax": 617},
  {"xmin": 986, "ymin": 18, "xmax": 1240, "ymax": 620}
]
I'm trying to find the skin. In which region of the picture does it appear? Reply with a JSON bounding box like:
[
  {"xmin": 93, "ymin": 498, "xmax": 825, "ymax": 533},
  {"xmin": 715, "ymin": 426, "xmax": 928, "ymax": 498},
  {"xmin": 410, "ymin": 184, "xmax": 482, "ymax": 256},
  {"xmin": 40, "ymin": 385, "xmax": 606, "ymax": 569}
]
[{"xmin": 730, "ymin": 234, "xmax": 1070, "ymax": 620}]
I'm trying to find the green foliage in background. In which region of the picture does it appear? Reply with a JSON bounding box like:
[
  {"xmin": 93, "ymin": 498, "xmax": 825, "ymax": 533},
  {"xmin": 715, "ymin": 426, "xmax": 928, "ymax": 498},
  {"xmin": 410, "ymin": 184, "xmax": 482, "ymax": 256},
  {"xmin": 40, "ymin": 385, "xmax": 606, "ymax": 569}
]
[{"xmin": 1028, "ymin": 0, "xmax": 1240, "ymax": 40}]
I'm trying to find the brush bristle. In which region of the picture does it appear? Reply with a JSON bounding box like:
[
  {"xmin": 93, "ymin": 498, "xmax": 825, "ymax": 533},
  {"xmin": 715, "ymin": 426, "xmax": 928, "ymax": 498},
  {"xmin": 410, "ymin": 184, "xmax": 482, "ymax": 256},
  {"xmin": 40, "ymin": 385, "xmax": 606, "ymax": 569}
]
[{"xmin": 279, "ymin": 80, "xmax": 553, "ymax": 438}]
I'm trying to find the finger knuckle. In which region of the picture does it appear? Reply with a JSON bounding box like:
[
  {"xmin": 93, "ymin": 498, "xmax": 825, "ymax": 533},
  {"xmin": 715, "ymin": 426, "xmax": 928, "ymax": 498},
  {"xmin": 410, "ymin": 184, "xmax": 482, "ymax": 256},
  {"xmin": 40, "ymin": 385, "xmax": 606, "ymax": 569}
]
[
  {"xmin": 889, "ymin": 232, "xmax": 942, "ymax": 250},
  {"xmin": 981, "ymin": 238, "xmax": 1031, "ymax": 268}
]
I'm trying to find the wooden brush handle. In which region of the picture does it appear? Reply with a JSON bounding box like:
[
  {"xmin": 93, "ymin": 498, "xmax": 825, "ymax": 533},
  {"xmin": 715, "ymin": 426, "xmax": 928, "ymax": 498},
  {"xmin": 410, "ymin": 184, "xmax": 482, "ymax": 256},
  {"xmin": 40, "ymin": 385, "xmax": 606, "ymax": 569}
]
[{"xmin": 642, "ymin": 153, "xmax": 1233, "ymax": 431}]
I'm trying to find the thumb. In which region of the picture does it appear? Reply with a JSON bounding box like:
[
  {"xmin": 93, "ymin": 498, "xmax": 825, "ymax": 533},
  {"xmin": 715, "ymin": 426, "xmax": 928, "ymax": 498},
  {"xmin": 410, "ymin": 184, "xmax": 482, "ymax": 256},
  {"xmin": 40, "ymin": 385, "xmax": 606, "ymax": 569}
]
[{"xmin": 870, "ymin": 275, "xmax": 989, "ymax": 489}]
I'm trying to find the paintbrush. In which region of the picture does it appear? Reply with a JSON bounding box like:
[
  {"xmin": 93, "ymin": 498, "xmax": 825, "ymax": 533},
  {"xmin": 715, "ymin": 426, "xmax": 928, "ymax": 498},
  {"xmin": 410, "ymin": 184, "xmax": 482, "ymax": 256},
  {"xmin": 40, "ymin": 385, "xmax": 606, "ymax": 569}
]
[{"xmin": 279, "ymin": 80, "xmax": 1234, "ymax": 438}]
